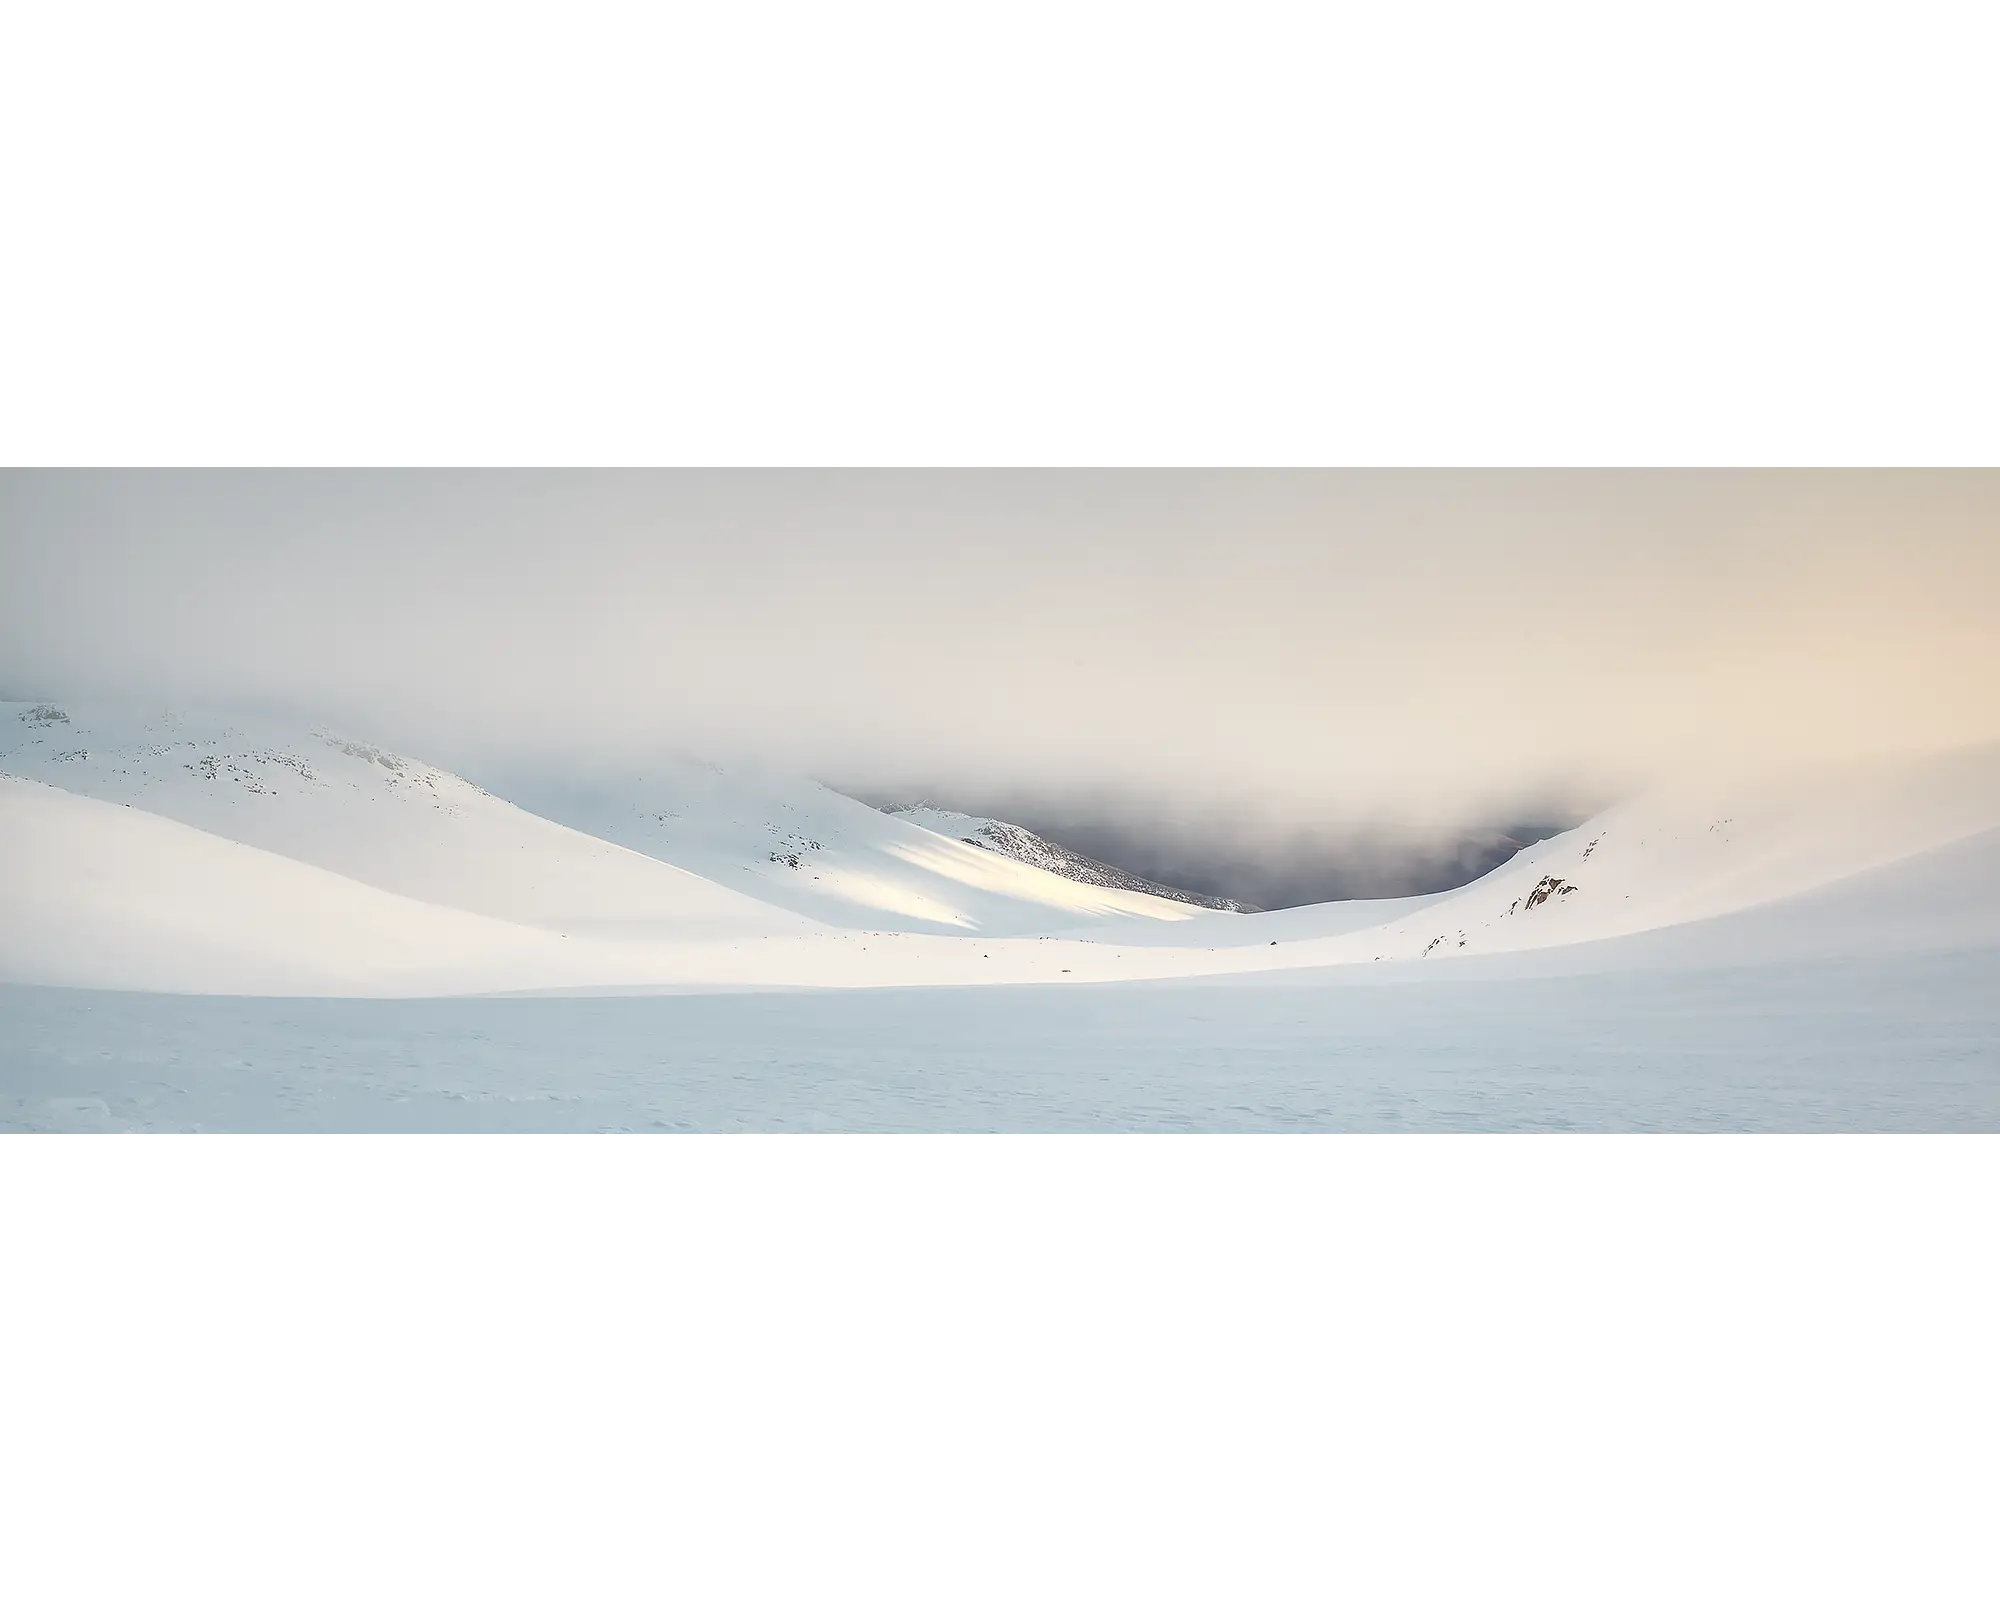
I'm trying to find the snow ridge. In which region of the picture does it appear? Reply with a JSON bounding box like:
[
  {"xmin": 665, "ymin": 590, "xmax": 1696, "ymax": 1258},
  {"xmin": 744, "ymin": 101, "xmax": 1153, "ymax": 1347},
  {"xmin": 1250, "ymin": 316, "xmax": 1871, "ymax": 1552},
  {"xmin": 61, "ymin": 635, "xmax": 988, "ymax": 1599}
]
[{"xmin": 887, "ymin": 805, "xmax": 1257, "ymax": 912}]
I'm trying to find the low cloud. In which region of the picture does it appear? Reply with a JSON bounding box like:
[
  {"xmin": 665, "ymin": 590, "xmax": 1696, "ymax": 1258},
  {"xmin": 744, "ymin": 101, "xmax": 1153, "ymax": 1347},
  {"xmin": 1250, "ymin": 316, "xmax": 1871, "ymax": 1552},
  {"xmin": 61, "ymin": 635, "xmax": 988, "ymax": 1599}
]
[{"xmin": 4, "ymin": 470, "xmax": 1995, "ymax": 834}]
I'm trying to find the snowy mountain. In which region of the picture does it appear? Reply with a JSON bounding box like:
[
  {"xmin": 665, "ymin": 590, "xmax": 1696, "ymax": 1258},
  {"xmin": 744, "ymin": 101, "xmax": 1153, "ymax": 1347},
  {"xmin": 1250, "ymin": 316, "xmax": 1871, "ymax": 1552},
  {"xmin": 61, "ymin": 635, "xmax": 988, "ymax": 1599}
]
[
  {"xmin": 483, "ymin": 760, "xmax": 1228, "ymax": 935},
  {"xmin": 0, "ymin": 702, "xmax": 809, "ymax": 939},
  {"xmin": 1314, "ymin": 744, "xmax": 2000, "ymax": 965},
  {"xmin": 886, "ymin": 804, "xmax": 1257, "ymax": 912},
  {"xmin": 4, "ymin": 699, "xmax": 1997, "ymax": 997},
  {"xmin": 0, "ymin": 700, "xmax": 1233, "ymax": 992}
]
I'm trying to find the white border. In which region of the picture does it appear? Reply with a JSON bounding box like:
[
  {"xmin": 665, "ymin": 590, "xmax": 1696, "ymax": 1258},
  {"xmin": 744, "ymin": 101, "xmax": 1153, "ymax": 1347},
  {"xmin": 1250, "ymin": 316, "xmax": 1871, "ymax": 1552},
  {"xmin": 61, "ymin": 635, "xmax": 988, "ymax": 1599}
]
[
  {"xmin": 7, "ymin": 1135, "xmax": 1998, "ymax": 1597},
  {"xmin": 3, "ymin": 4, "xmax": 1996, "ymax": 463}
]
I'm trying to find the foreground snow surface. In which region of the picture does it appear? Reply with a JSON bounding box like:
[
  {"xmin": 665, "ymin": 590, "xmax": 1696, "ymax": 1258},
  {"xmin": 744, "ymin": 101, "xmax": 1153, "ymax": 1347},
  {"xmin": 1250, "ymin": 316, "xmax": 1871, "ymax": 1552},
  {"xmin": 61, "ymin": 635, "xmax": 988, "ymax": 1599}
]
[{"xmin": 5, "ymin": 947, "xmax": 1996, "ymax": 1130}]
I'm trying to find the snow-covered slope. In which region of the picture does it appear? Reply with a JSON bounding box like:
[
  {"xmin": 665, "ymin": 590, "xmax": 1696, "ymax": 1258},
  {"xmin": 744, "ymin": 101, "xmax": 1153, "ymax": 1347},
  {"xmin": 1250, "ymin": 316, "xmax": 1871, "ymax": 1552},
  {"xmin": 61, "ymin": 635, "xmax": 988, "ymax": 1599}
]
[
  {"xmin": 4, "ymin": 699, "xmax": 1996, "ymax": 997},
  {"xmin": 1390, "ymin": 819, "xmax": 2000, "ymax": 977},
  {"xmin": 0, "ymin": 770, "xmax": 1244, "ymax": 995},
  {"xmin": 10, "ymin": 763, "xmax": 1996, "ymax": 1000},
  {"xmin": 1308, "ymin": 744, "xmax": 2000, "ymax": 965},
  {"xmin": 0, "ymin": 703, "xmax": 815, "ymax": 940},
  {"xmin": 0, "ymin": 700, "xmax": 1227, "ymax": 995},
  {"xmin": 0, "ymin": 776, "xmax": 621, "ymax": 995},
  {"xmin": 887, "ymin": 804, "xmax": 1255, "ymax": 911},
  {"xmin": 489, "ymin": 761, "xmax": 1226, "ymax": 935}
]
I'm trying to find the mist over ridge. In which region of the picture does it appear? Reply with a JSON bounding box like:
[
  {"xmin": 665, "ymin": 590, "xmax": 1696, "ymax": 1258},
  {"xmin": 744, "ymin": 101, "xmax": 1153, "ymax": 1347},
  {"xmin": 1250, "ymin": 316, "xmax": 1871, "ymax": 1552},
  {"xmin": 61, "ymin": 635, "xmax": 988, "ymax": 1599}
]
[{"xmin": 4, "ymin": 471, "xmax": 1995, "ymax": 855}]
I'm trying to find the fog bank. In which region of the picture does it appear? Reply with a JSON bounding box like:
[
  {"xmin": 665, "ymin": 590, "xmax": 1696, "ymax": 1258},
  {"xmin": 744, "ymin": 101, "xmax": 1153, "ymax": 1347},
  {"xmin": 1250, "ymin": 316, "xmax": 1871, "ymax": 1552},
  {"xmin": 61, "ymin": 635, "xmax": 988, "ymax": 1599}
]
[{"xmin": 4, "ymin": 471, "xmax": 1995, "ymax": 830}]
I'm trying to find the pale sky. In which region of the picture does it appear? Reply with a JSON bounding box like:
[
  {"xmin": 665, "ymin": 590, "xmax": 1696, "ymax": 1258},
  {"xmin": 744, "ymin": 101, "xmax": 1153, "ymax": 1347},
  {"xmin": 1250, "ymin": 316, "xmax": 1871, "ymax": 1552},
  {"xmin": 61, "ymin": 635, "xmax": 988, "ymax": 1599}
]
[{"xmin": 3, "ymin": 471, "xmax": 1995, "ymax": 829}]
